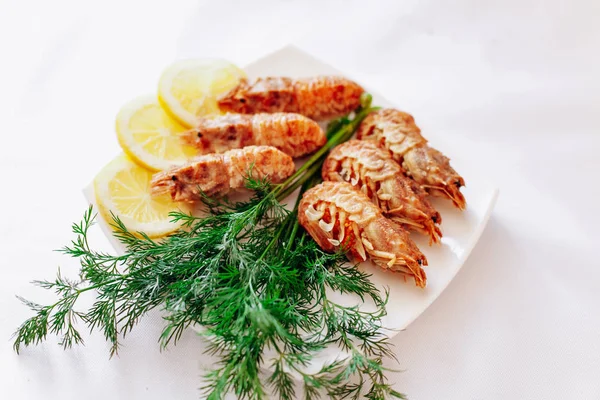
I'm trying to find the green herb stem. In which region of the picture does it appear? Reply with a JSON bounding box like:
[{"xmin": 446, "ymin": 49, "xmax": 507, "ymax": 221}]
[{"xmin": 275, "ymin": 102, "xmax": 379, "ymax": 201}]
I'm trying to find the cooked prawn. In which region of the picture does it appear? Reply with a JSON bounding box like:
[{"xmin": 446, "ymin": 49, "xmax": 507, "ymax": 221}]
[
  {"xmin": 218, "ymin": 76, "xmax": 364, "ymax": 121},
  {"xmin": 357, "ymin": 109, "xmax": 466, "ymax": 209},
  {"xmin": 150, "ymin": 146, "xmax": 295, "ymax": 202},
  {"xmin": 322, "ymin": 140, "xmax": 442, "ymax": 244},
  {"xmin": 299, "ymin": 181, "xmax": 427, "ymax": 287},
  {"xmin": 179, "ymin": 113, "xmax": 326, "ymax": 158}
]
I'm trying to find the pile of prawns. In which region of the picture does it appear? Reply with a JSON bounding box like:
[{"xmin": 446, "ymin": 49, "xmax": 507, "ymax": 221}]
[{"xmin": 150, "ymin": 75, "xmax": 466, "ymax": 288}]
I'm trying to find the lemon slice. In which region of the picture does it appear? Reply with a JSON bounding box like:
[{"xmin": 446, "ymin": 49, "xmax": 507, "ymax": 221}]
[
  {"xmin": 157, "ymin": 59, "xmax": 246, "ymax": 127},
  {"xmin": 116, "ymin": 95, "xmax": 198, "ymax": 172},
  {"xmin": 94, "ymin": 154, "xmax": 191, "ymax": 238}
]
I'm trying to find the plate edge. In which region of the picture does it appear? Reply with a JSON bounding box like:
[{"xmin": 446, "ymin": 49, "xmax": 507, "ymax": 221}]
[{"xmin": 391, "ymin": 187, "xmax": 500, "ymax": 335}]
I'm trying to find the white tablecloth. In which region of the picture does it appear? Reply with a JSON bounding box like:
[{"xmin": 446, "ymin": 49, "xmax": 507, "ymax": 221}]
[{"xmin": 1, "ymin": 0, "xmax": 599, "ymax": 399}]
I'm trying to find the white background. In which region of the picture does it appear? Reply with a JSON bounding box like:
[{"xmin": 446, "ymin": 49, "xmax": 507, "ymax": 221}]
[{"xmin": 1, "ymin": 0, "xmax": 599, "ymax": 399}]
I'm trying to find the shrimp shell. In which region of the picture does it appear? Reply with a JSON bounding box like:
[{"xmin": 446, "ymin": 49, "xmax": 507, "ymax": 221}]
[
  {"xmin": 218, "ymin": 76, "xmax": 364, "ymax": 121},
  {"xmin": 299, "ymin": 181, "xmax": 427, "ymax": 287},
  {"xmin": 322, "ymin": 140, "xmax": 442, "ymax": 245},
  {"xmin": 357, "ymin": 109, "xmax": 466, "ymax": 209},
  {"xmin": 179, "ymin": 113, "xmax": 326, "ymax": 158},
  {"xmin": 150, "ymin": 146, "xmax": 295, "ymax": 202}
]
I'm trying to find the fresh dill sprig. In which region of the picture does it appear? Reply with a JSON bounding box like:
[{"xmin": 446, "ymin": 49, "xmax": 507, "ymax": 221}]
[{"xmin": 13, "ymin": 94, "xmax": 406, "ymax": 399}]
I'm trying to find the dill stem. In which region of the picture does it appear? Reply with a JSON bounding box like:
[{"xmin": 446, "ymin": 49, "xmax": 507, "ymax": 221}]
[
  {"xmin": 285, "ymin": 221, "xmax": 300, "ymax": 252},
  {"xmin": 274, "ymin": 93, "xmax": 374, "ymax": 197},
  {"xmin": 256, "ymin": 215, "xmax": 289, "ymax": 262},
  {"xmin": 275, "ymin": 159, "xmax": 323, "ymax": 201},
  {"xmin": 275, "ymin": 106, "xmax": 377, "ymax": 202},
  {"xmin": 274, "ymin": 123, "xmax": 350, "ymax": 195},
  {"xmin": 273, "ymin": 94, "xmax": 377, "ymax": 204}
]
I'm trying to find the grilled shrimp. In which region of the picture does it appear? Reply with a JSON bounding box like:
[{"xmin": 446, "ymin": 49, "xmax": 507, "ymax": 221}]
[
  {"xmin": 150, "ymin": 146, "xmax": 294, "ymax": 202},
  {"xmin": 357, "ymin": 109, "xmax": 466, "ymax": 209},
  {"xmin": 180, "ymin": 113, "xmax": 326, "ymax": 158},
  {"xmin": 322, "ymin": 140, "xmax": 442, "ymax": 244},
  {"xmin": 218, "ymin": 76, "xmax": 364, "ymax": 121},
  {"xmin": 299, "ymin": 181, "xmax": 427, "ymax": 287}
]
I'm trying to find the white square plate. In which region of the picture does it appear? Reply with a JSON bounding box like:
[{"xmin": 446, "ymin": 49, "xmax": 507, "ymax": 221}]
[{"xmin": 85, "ymin": 44, "xmax": 499, "ymax": 372}]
